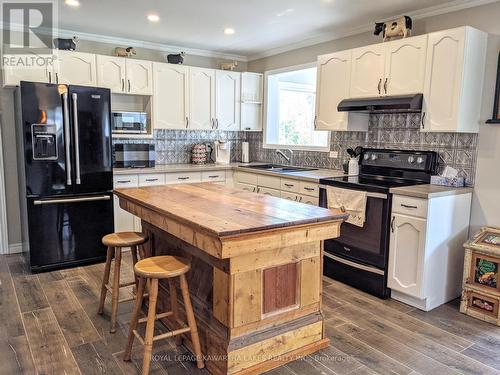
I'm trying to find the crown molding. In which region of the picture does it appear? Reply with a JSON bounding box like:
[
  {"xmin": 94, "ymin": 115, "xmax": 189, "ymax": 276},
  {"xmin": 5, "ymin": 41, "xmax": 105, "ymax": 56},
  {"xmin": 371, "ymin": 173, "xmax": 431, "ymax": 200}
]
[
  {"xmin": 0, "ymin": 23, "xmax": 248, "ymax": 62},
  {"xmin": 246, "ymin": 0, "xmax": 499, "ymax": 61}
]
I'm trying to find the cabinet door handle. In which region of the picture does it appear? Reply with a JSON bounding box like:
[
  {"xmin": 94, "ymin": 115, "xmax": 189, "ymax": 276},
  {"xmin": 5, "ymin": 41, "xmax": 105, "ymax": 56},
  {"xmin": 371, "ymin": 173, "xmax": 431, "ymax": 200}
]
[
  {"xmin": 377, "ymin": 78, "xmax": 382, "ymax": 95},
  {"xmin": 401, "ymin": 204, "xmax": 418, "ymax": 209},
  {"xmin": 421, "ymin": 112, "xmax": 426, "ymax": 129},
  {"xmin": 314, "ymin": 116, "xmax": 317, "ymax": 128},
  {"xmin": 121, "ymin": 78, "xmax": 124, "ymax": 92},
  {"xmin": 211, "ymin": 118, "xmax": 215, "ymax": 129},
  {"xmin": 299, "ymin": 196, "xmax": 303, "ymax": 202},
  {"xmin": 391, "ymin": 216, "xmax": 395, "ymax": 233},
  {"xmin": 252, "ymin": 186, "xmax": 257, "ymax": 192},
  {"xmin": 216, "ymin": 118, "xmax": 219, "ymax": 129},
  {"xmin": 128, "ymin": 79, "xmax": 131, "ymax": 92},
  {"xmin": 48, "ymin": 71, "xmax": 52, "ymax": 83},
  {"xmin": 185, "ymin": 117, "xmax": 189, "ymax": 128},
  {"xmin": 56, "ymin": 73, "xmax": 59, "ymax": 84},
  {"xmin": 384, "ymin": 78, "xmax": 388, "ymax": 94}
]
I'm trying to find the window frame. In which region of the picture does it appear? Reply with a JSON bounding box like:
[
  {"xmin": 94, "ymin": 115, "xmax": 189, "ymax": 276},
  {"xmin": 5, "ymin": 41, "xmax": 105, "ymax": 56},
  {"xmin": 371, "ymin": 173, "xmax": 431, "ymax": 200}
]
[{"xmin": 263, "ymin": 62, "xmax": 330, "ymax": 152}]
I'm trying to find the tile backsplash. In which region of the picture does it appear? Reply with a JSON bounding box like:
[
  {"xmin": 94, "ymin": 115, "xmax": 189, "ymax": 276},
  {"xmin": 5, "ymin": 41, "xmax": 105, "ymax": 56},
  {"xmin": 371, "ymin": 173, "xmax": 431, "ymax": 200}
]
[
  {"xmin": 247, "ymin": 113, "xmax": 478, "ymax": 185},
  {"xmin": 113, "ymin": 113, "xmax": 478, "ymax": 185}
]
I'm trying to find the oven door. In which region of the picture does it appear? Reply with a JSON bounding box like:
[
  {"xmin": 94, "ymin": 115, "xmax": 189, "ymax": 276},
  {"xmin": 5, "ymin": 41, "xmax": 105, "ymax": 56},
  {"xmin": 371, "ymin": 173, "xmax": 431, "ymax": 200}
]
[{"xmin": 319, "ymin": 187, "xmax": 391, "ymax": 269}]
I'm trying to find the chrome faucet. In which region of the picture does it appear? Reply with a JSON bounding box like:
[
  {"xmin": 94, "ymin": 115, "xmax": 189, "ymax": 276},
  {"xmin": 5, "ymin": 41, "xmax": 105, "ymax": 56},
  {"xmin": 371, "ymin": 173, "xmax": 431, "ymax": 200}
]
[{"xmin": 276, "ymin": 149, "xmax": 293, "ymax": 163}]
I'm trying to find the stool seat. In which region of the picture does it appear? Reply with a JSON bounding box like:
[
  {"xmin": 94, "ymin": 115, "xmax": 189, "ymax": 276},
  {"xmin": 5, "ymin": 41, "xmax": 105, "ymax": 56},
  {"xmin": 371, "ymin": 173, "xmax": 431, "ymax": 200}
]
[
  {"xmin": 102, "ymin": 232, "xmax": 148, "ymax": 247},
  {"xmin": 134, "ymin": 256, "xmax": 190, "ymax": 279}
]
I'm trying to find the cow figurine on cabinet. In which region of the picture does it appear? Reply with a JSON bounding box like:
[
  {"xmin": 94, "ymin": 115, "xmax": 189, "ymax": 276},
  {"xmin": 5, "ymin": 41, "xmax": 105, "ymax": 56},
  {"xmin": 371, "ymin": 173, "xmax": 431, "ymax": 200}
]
[
  {"xmin": 53, "ymin": 36, "xmax": 78, "ymax": 50},
  {"xmin": 374, "ymin": 16, "xmax": 412, "ymax": 42},
  {"xmin": 115, "ymin": 47, "xmax": 137, "ymax": 57},
  {"xmin": 166, "ymin": 52, "xmax": 185, "ymax": 64}
]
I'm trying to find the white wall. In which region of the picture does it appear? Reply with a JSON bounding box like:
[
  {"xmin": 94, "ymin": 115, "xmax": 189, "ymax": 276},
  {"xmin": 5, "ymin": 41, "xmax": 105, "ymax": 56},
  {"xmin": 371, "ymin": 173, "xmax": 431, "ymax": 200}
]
[{"xmin": 249, "ymin": 1, "xmax": 500, "ymax": 233}]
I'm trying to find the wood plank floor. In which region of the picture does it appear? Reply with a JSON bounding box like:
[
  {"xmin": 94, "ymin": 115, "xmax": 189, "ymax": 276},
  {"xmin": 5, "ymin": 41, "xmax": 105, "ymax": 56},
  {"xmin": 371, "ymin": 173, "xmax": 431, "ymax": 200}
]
[{"xmin": 1, "ymin": 253, "xmax": 500, "ymax": 375}]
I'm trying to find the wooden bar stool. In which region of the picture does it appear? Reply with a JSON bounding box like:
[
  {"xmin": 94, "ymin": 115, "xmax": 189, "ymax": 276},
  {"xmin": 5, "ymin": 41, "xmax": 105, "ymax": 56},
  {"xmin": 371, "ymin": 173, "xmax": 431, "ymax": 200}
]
[
  {"xmin": 123, "ymin": 255, "xmax": 204, "ymax": 374},
  {"xmin": 98, "ymin": 232, "xmax": 148, "ymax": 333}
]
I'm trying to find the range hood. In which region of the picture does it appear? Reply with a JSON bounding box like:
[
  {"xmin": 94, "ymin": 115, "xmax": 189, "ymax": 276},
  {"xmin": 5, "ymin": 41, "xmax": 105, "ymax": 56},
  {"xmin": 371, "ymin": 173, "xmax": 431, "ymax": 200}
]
[{"xmin": 337, "ymin": 94, "xmax": 423, "ymax": 113}]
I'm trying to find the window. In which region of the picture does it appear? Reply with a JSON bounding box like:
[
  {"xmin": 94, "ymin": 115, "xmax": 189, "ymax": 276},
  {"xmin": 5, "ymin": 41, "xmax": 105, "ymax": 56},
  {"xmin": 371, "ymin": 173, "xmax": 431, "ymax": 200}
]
[{"xmin": 264, "ymin": 64, "xmax": 329, "ymax": 151}]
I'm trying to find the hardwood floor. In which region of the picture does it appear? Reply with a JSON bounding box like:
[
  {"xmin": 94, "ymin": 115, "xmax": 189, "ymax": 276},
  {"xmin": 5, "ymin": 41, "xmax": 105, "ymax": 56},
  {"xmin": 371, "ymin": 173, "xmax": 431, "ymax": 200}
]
[{"xmin": 1, "ymin": 253, "xmax": 500, "ymax": 375}]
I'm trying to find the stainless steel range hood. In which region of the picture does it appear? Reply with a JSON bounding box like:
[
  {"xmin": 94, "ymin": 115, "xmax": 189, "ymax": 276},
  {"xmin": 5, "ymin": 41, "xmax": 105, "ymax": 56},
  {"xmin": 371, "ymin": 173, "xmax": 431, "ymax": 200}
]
[{"xmin": 337, "ymin": 94, "xmax": 423, "ymax": 113}]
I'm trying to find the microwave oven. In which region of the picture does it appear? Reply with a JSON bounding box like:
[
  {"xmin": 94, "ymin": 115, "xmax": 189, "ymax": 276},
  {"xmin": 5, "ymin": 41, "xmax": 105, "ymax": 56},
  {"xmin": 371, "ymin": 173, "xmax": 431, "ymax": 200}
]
[{"xmin": 112, "ymin": 111, "xmax": 147, "ymax": 134}]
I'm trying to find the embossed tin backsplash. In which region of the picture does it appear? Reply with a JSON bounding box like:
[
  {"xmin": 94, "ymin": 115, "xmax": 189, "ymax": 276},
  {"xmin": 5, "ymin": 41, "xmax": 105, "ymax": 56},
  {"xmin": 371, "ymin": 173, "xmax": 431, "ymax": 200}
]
[{"xmin": 113, "ymin": 113, "xmax": 478, "ymax": 185}]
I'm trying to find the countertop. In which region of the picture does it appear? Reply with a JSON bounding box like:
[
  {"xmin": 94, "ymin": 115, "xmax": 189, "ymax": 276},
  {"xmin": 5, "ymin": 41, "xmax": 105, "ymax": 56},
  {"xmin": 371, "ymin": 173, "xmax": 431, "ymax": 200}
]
[
  {"xmin": 114, "ymin": 163, "xmax": 347, "ymax": 182},
  {"xmin": 390, "ymin": 184, "xmax": 474, "ymax": 199},
  {"xmin": 114, "ymin": 183, "xmax": 348, "ymax": 237}
]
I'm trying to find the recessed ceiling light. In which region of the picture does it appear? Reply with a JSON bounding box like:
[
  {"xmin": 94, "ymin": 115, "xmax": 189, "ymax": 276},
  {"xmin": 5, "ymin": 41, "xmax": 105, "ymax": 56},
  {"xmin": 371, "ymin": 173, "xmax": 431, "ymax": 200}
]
[
  {"xmin": 224, "ymin": 28, "xmax": 235, "ymax": 35},
  {"xmin": 147, "ymin": 14, "xmax": 160, "ymax": 22},
  {"xmin": 65, "ymin": 0, "xmax": 80, "ymax": 7}
]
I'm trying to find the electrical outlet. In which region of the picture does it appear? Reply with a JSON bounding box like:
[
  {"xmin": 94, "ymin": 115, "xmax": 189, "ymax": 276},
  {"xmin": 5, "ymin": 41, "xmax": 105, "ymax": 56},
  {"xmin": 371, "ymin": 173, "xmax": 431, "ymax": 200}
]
[{"xmin": 329, "ymin": 151, "xmax": 338, "ymax": 158}]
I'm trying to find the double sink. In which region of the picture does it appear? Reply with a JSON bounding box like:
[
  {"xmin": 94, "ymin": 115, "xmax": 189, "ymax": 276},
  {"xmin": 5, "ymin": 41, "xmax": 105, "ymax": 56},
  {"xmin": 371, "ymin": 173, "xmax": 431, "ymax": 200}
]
[{"xmin": 240, "ymin": 164, "xmax": 317, "ymax": 174}]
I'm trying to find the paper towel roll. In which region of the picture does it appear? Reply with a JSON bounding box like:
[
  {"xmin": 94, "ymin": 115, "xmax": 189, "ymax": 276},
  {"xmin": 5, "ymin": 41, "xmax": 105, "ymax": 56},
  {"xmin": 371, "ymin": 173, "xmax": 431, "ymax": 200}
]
[{"xmin": 242, "ymin": 142, "xmax": 249, "ymax": 163}]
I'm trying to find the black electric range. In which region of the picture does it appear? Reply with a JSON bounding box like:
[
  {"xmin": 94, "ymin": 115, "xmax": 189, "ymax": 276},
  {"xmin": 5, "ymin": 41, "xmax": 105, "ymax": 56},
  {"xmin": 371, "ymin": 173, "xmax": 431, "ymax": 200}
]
[{"xmin": 319, "ymin": 149, "xmax": 438, "ymax": 298}]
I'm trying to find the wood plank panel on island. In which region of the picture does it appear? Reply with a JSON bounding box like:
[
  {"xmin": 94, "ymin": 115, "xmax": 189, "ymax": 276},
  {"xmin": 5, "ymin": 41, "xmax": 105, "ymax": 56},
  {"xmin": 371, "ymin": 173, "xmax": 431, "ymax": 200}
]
[{"xmin": 114, "ymin": 183, "xmax": 347, "ymax": 375}]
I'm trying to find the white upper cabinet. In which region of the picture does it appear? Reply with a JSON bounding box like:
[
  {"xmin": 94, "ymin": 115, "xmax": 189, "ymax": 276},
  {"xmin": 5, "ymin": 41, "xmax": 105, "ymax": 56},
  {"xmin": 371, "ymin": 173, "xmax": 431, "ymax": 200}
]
[
  {"xmin": 2, "ymin": 55, "xmax": 52, "ymax": 86},
  {"xmin": 350, "ymin": 44, "xmax": 385, "ymax": 98},
  {"xmin": 422, "ymin": 26, "xmax": 487, "ymax": 133},
  {"xmin": 189, "ymin": 67, "xmax": 216, "ymax": 129},
  {"xmin": 96, "ymin": 55, "xmax": 126, "ymax": 93},
  {"xmin": 54, "ymin": 51, "xmax": 96, "ymax": 86},
  {"xmin": 315, "ymin": 50, "xmax": 351, "ymax": 131},
  {"xmin": 241, "ymin": 72, "xmax": 263, "ymax": 102},
  {"xmin": 216, "ymin": 70, "xmax": 241, "ymax": 131},
  {"xmin": 126, "ymin": 59, "xmax": 153, "ymax": 95},
  {"xmin": 384, "ymin": 35, "xmax": 427, "ymax": 95},
  {"xmin": 153, "ymin": 63, "xmax": 189, "ymax": 129}
]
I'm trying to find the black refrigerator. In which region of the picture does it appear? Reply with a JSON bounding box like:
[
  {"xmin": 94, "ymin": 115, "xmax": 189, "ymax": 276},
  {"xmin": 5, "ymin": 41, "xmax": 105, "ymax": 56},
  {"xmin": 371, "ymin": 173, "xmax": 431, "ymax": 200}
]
[{"xmin": 17, "ymin": 81, "xmax": 114, "ymax": 272}]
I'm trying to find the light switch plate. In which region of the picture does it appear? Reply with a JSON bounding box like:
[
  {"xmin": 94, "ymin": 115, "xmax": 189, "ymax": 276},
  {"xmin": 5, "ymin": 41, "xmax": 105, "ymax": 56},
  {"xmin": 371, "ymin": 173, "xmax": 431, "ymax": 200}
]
[{"xmin": 329, "ymin": 151, "xmax": 338, "ymax": 158}]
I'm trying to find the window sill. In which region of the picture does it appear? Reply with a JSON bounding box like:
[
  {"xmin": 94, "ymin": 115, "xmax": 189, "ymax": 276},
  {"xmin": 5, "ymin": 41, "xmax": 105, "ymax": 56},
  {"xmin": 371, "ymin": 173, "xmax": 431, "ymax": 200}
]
[{"xmin": 263, "ymin": 143, "xmax": 330, "ymax": 153}]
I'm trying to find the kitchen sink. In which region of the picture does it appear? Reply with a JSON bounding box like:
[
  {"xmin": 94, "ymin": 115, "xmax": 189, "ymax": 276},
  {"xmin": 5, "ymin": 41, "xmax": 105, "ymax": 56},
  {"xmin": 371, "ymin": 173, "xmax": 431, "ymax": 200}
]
[{"xmin": 240, "ymin": 164, "xmax": 318, "ymax": 173}]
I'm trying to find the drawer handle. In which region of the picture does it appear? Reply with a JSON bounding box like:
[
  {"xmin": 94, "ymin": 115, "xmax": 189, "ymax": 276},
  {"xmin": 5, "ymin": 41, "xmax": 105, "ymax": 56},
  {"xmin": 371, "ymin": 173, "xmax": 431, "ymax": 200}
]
[
  {"xmin": 303, "ymin": 187, "xmax": 315, "ymax": 191},
  {"xmin": 178, "ymin": 177, "xmax": 190, "ymax": 180},
  {"xmin": 284, "ymin": 183, "xmax": 294, "ymax": 187},
  {"xmin": 145, "ymin": 178, "xmax": 158, "ymax": 182},
  {"xmin": 401, "ymin": 204, "xmax": 418, "ymax": 209},
  {"xmin": 116, "ymin": 180, "xmax": 131, "ymax": 184},
  {"xmin": 208, "ymin": 175, "xmax": 219, "ymax": 178}
]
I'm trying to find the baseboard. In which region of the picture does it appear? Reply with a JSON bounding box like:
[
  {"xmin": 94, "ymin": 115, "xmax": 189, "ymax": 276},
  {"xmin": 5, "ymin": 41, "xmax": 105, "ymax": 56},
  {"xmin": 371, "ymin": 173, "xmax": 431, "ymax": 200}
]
[{"xmin": 8, "ymin": 242, "xmax": 25, "ymax": 254}]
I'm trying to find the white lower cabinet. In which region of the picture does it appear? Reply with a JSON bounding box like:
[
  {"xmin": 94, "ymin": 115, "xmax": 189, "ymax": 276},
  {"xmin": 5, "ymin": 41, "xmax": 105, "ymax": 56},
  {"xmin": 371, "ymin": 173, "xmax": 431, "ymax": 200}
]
[
  {"xmin": 388, "ymin": 214, "xmax": 426, "ymax": 298},
  {"xmin": 297, "ymin": 194, "xmax": 319, "ymax": 206},
  {"xmin": 387, "ymin": 192, "xmax": 472, "ymax": 311},
  {"xmin": 281, "ymin": 191, "xmax": 298, "ymax": 201},
  {"xmin": 235, "ymin": 182, "xmax": 257, "ymax": 193},
  {"xmin": 258, "ymin": 187, "xmax": 280, "ymax": 197},
  {"xmin": 113, "ymin": 175, "xmax": 139, "ymax": 233}
]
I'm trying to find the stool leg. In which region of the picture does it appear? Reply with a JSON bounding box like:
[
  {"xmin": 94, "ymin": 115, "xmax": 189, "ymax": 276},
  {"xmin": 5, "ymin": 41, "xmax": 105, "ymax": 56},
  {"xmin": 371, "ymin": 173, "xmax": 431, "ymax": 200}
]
[
  {"xmin": 142, "ymin": 278, "xmax": 159, "ymax": 375},
  {"xmin": 131, "ymin": 245, "xmax": 139, "ymax": 288},
  {"xmin": 179, "ymin": 274, "xmax": 204, "ymax": 369},
  {"xmin": 97, "ymin": 246, "xmax": 113, "ymax": 315},
  {"xmin": 123, "ymin": 276, "xmax": 146, "ymax": 362},
  {"xmin": 168, "ymin": 279, "xmax": 183, "ymax": 346},
  {"xmin": 110, "ymin": 247, "xmax": 122, "ymax": 333}
]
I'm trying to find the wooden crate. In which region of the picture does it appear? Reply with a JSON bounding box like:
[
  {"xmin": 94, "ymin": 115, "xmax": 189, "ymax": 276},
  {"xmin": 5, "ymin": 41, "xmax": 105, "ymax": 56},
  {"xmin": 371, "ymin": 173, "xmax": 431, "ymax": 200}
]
[{"xmin": 460, "ymin": 227, "xmax": 500, "ymax": 325}]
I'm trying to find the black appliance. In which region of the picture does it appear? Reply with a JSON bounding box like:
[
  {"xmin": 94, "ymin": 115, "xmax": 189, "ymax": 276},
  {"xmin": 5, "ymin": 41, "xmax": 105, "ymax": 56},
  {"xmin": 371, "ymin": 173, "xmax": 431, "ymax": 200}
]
[
  {"xmin": 337, "ymin": 93, "xmax": 423, "ymax": 113},
  {"xmin": 17, "ymin": 81, "xmax": 114, "ymax": 272},
  {"xmin": 113, "ymin": 143, "xmax": 155, "ymax": 168},
  {"xmin": 319, "ymin": 148, "xmax": 438, "ymax": 298},
  {"xmin": 112, "ymin": 111, "xmax": 148, "ymax": 134}
]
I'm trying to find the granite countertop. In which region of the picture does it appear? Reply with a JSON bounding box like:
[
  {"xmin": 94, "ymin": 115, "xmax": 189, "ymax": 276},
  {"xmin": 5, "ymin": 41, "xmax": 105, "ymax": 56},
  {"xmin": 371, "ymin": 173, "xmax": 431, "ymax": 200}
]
[
  {"xmin": 390, "ymin": 184, "xmax": 474, "ymax": 199},
  {"xmin": 114, "ymin": 163, "xmax": 347, "ymax": 182}
]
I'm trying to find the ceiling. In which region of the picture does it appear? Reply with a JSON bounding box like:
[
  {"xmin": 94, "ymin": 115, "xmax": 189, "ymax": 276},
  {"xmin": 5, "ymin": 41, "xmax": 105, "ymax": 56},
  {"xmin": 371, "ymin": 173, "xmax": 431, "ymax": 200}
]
[{"xmin": 55, "ymin": 0, "xmax": 492, "ymax": 60}]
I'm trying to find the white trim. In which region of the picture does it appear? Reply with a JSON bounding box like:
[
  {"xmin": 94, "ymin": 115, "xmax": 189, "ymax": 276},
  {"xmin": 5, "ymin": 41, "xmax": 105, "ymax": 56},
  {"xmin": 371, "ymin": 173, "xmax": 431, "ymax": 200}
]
[
  {"xmin": 8, "ymin": 243, "xmax": 24, "ymax": 254},
  {"xmin": 0, "ymin": 23, "xmax": 248, "ymax": 62},
  {"xmin": 247, "ymin": 0, "xmax": 499, "ymax": 60},
  {"xmin": 0, "ymin": 121, "xmax": 9, "ymax": 255},
  {"xmin": 262, "ymin": 62, "xmax": 330, "ymax": 153}
]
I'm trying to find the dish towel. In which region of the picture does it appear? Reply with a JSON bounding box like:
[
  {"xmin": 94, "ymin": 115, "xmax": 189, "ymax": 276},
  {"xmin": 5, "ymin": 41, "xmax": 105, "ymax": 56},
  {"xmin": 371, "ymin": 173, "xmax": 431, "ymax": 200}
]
[{"xmin": 326, "ymin": 186, "xmax": 367, "ymax": 227}]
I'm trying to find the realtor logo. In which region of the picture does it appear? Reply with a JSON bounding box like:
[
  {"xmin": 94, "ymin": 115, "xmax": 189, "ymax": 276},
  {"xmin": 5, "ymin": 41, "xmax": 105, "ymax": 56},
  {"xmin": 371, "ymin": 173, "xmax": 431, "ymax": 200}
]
[{"xmin": 1, "ymin": 1, "xmax": 55, "ymax": 54}]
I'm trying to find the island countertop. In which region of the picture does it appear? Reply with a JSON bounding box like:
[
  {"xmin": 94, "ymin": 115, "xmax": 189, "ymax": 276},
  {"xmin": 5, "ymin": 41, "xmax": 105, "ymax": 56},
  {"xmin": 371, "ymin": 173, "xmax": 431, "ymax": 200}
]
[
  {"xmin": 115, "ymin": 183, "xmax": 347, "ymax": 374},
  {"xmin": 114, "ymin": 183, "xmax": 347, "ymax": 238}
]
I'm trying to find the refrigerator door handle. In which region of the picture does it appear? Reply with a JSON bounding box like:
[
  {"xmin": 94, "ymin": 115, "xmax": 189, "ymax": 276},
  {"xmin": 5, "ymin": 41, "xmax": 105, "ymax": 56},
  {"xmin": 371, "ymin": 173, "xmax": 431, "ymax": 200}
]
[
  {"xmin": 33, "ymin": 195, "xmax": 111, "ymax": 205},
  {"xmin": 62, "ymin": 92, "xmax": 72, "ymax": 185},
  {"xmin": 72, "ymin": 93, "xmax": 81, "ymax": 185}
]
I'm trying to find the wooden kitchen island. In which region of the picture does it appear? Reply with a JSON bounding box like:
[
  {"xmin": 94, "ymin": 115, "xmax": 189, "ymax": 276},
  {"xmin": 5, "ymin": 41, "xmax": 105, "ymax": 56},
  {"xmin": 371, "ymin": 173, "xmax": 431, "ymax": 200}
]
[{"xmin": 114, "ymin": 183, "xmax": 347, "ymax": 375}]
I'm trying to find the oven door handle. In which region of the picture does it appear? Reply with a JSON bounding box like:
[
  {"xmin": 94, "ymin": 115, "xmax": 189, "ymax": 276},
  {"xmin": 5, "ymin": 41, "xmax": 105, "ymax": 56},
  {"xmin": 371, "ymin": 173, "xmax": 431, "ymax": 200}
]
[
  {"xmin": 319, "ymin": 185, "xmax": 387, "ymax": 200},
  {"xmin": 324, "ymin": 252, "xmax": 385, "ymax": 276}
]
